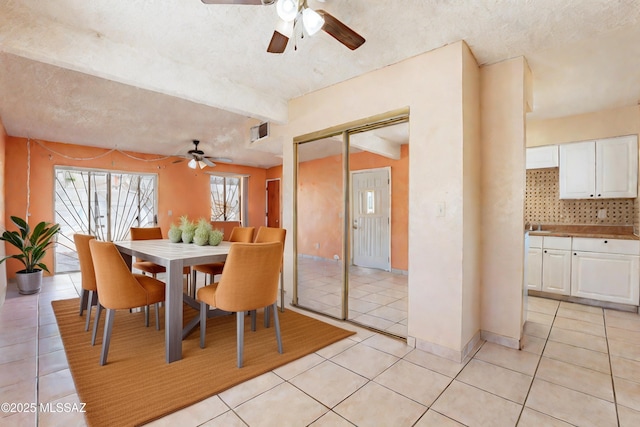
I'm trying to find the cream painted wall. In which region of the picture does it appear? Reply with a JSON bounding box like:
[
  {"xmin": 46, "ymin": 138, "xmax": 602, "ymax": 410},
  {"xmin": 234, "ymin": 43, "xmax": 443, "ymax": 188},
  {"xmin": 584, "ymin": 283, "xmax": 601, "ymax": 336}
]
[
  {"xmin": 278, "ymin": 41, "xmax": 487, "ymax": 360},
  {"xmin": 527, "ymin": 105, "xmax": 640, "ymax": 147},
  {"xmin": 480, "ymin": 58, "xmax": 529, "ymax": 346},
  {"xmin": 461, "ymin": 44, "xmax": 482, "ymax": 352},
  {"xmin": 276, "ymin": 40, "xmax": 527, "ymax": 361}
]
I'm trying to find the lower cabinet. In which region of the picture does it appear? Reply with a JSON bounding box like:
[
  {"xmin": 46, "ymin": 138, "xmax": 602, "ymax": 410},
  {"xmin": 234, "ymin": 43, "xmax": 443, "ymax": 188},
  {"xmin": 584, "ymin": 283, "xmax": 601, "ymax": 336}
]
[
  {"xmin": 527, "ymin": 247, "xmax": 542, "ymax": 291},
  {"xmin": 526, "ymin": 236, "xmax": 640, "ymax": 306},
  {"xmin": 542, "ymin": 249, "xmax": 571, "ymax": 295},
  {"xmin": 571, "ymin": 251, "xmax": 640, "ymax": 305}
]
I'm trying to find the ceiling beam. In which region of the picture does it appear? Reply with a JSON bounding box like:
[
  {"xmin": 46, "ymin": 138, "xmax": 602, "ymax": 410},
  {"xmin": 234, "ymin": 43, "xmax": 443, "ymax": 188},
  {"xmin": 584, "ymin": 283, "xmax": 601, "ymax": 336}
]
[
  {"xmin": 0, "ymin": 6, "xmax": 288, "ymax": 124},
  {"xmin": 349, "ymin": 132, "xmax": 401, "ymax": 160}
]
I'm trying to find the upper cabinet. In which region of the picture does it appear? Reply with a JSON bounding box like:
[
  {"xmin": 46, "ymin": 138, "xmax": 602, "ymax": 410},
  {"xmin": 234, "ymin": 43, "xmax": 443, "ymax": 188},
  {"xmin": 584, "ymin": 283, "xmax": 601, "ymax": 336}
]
[
  {"xmin": 526, "ymin": 145, "xmax": 558, "ymax": 169},
  {"xmin": 559, "ymin": 135, "xmax": 638, "ymax": 199}
]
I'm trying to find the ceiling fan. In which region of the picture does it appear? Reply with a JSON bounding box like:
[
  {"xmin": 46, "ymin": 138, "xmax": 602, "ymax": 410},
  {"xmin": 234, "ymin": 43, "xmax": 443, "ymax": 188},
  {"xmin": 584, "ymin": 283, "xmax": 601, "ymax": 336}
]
[
  {"xmin": 175, "ymin": 140, "xmax": 218, "ymax": 169},
  {"xmin": 201, "ymin": 0, "xmax": 365, "ymax": 53}
]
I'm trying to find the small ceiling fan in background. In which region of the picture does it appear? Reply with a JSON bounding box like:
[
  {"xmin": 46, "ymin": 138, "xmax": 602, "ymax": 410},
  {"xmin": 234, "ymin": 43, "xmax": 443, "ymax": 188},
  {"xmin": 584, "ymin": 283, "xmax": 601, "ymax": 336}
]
[
  {"xmin": 174, "ymin": 140, "xmax": 221, "ymax": 169},
  {"xmin": 201, "ymin": 0, "xmax": 365, "ymax": 53}
]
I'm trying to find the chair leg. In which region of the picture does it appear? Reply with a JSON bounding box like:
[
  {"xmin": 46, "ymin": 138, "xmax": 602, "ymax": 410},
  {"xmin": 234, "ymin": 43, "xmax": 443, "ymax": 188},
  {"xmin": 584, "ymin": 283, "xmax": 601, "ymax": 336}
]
[
  {"xmin": 79, "ymin": 289, "xmax": 87, "ymax": 316},
  {"xmin": 145, "ymin": 305, "xmax": 150, "ymax": 327},
  {"xmin": 273, "ymin": 302, "xmax": 283, "ymax": 354},
  {"xmin": 155, "ymin": 302, "xmax": 161, "ymax": 331},
  {"xmin": 264, "ymin": 305, "xmax": 271, "ymax": 328},
  {"xmin": 250, "ymin": 310, "xmax": 256, "ymax": 332},
  {"xmin": 85, "ymin": 290, "xmax": 94, "ymax": 332},
  {"xmin": 199, "ymin": 301, "xmax": 207, "ymax": 349},
  {"xmin": 92, "ymin": 304, "xmax": 103, "ymax": 346},
  {"xmin": 237, "ymin": 311, "xmax": 245, "ymax": 368},
  {"xmin": 100, "ymin": 309, "xmax": 116, "ymax": 366}
]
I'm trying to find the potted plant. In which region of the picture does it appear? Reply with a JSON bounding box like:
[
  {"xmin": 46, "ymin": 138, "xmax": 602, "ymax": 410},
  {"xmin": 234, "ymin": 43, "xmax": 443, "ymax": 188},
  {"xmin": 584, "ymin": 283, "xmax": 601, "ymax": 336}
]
[
  {"xmin": 0, "ymin": 216, "xmax": 60, "ymax": 295},
  {"xmin": 193, "ymin": 218, "xmax": 213, "ymax": 246},
  {"xmin": 180, "ymin": 215, "xmax": 197, "ymax": 244}
]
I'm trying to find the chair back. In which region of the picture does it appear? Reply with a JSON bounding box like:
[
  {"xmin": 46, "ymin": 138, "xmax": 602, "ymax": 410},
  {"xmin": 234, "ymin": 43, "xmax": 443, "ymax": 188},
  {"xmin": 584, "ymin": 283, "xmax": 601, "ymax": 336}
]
[
  {"xmin": 215, "ymin": 242, "xmax": 283, "ymax": 312},
  {"xmin": 254, "ymin": 227, "xmax": 286, "ymax": 270},
  {"xmin": 73, "ymin": 234, "xmax": 97, "ymax": 292},
  {"xmin": 89, "ymin": 240, "xmax": 148, "ymax": 310},
  {"xmin": 254, "ymin": 226, "xmax": 286, "ymax": 246},
  {"xmin": 228, "ymin": 226, "xmax": 255, "ymax": 243},
  {"xmin": 211, "ymin": 221, "xmax": 241, "ymax": 240},
  {"xmin": 130, "ymin": 226, "xmax": 163, "ymax": 240}
]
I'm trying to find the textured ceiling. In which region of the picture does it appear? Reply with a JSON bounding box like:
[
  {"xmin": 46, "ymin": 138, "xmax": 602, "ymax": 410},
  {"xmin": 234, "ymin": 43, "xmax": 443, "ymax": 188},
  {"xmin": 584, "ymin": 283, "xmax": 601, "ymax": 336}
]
[{"xmin": 1, "ymin": 0, "xmax": 639, "ymax": 168}]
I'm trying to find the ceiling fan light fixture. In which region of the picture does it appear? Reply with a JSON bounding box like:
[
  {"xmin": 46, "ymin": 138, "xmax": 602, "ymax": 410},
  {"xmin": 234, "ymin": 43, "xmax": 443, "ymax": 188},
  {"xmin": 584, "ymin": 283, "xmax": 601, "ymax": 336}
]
[
  {"xmin": 276, "ymin": 0, "xmax": 298, "ymax": 22},
  {"xmin": 188, "ymin": 158, "xmax": 197, "ymax": 169},
  {"xmin": 275, "ymin": 18, "xmax": 294, "ymax": 37},
  {"xmin": 198, "ymin": 160, "xmax": 207, "ymax": 169},
  {"xmin": 302, "ymin": 7, "xmax": 324, "ymax": 35}
]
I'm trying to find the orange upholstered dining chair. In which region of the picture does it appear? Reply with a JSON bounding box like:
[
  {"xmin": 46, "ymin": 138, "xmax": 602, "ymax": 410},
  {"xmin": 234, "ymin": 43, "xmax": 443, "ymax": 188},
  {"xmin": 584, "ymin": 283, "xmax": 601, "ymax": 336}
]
[
  {"xmin": 253, "ymin": 226, "xmax": 286, "ymax": 327},
  {"xmin": 197, "ymin": 241, "xmax": 283, "ymax": 368},
  {"xmin": 74, "ymin": 233, "xmax": 98, "ymax": 332},
  {"xmin": 191, "ymin": 226, "xmax": 255, "ymax": 294},
  {"xmin": 89, "ymin": 240, "xmax": 166, "ymax": 365},
  {"xmin": 130, "ymin": 226, "xmax": 191, "ymax": 288}
]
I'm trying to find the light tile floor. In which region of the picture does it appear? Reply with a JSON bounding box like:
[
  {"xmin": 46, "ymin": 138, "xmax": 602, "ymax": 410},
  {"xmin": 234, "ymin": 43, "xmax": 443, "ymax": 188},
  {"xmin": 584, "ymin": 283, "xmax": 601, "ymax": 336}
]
[
  {"xmin": 297, "ymin": 257, "xmax": 408, "ymax": 337},
  {"xmin": 2, "ymin": 274, "xmax": 640, "ymax": 426}
]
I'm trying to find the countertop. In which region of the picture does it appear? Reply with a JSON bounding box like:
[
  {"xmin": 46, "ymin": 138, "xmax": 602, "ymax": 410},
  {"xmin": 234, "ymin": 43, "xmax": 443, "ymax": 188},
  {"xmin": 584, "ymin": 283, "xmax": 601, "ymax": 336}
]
[{"xmin": 527, "ymin": 225, "xmax": 639, "ymax": 240}]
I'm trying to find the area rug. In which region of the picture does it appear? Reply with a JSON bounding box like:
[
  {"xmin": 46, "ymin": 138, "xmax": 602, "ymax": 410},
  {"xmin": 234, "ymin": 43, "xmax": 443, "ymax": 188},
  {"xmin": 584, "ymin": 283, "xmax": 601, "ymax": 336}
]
[{"xmin": 52, "ymin": 298, "xmax": 354, "ymax": 427}]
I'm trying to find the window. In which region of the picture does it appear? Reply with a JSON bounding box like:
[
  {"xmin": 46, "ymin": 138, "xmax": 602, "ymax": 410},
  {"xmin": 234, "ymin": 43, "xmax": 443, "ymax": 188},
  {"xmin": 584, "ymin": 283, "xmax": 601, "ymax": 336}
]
[
  {"xmin": 54, "ymin": 167, "xmax": 157, "ymax": 272},
  {"xmin": 210, "ymin": 175, "xmax": 242, "ymax": 222}
]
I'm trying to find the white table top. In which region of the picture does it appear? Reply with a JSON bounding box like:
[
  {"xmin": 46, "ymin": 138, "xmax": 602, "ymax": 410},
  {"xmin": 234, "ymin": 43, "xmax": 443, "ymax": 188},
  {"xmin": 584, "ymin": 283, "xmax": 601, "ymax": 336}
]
[{"xmin": 114, "ymin": 239, "xmax": 232, "ymax": 267}]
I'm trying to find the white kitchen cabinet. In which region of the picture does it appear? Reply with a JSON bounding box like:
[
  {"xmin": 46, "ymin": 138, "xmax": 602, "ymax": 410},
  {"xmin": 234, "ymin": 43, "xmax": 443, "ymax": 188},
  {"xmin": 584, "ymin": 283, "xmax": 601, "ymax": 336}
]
[
  {"xmin": 526, "ymin": 236, "xmax": 571, "ymax": 295},
  {"xmin": 526, "ymin": 236, "xmax": 542, "ymax": 291},
  {"xmin": 542, "ymin": 249, "xmax": 571, "ymax": 295},
  {"xmin": 541, "ymin": 237, "xmax": 572, "ymax": 295},
  {"xmin": 527, "ymin": 247, "xmax": 542, "ymax": 291},
  {"xmin": 526, "ymin": 145, "xmax": 558, "ymax": 169},
  {"xmin": 571, "ymin": 238, "xmax": 640, "ymax": 305},
  {"xmin": 596, "ymin": 135, "xmax": 638, "ymax": 198},
  {"xmin": 559, "ymin": 141, "xmax": 595, "ymax": 199},
  {"xmin": 559, "ymin": 135, "xmax": 638, "ymax": 199}
]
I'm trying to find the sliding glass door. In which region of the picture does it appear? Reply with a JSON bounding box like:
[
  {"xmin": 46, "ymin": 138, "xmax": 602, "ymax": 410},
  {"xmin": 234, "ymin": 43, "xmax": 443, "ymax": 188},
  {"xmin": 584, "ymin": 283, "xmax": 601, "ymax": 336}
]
[
  {"xmin": 54, "ymin": 167, "xmax": 157, "ymax": 272},
  {"xmin": 295, "ymin": 137, "xmax": 346, "ymax": 318},
  {"xmin": 294, "ymin": 112, "xmax": 409, "ymax": 338}
]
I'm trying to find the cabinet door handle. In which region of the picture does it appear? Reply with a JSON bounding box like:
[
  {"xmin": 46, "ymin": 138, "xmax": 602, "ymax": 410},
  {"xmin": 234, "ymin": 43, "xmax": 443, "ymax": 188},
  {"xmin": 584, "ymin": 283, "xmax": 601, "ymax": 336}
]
[
  {"xmin": 597, "ymin": 194, "xmax": 602, "ymax": 197},
  {"xmin": 544, "ymin": 250, "xmax": 547, "ymax": 253},
  {"xmin": 574, "ymin": 253, "xmax": 577, "ymax": 255},
  {"xmin": 604, "ymin": 240, "xmax": 608, "ymax": 243}
]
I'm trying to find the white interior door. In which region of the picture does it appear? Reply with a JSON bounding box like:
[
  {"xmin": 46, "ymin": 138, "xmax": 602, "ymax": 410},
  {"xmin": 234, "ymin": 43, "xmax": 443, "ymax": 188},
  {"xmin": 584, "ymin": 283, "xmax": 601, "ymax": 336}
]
[{"xmin": 351, "ymin": 168, "xmax": 391, "ymax": 270}]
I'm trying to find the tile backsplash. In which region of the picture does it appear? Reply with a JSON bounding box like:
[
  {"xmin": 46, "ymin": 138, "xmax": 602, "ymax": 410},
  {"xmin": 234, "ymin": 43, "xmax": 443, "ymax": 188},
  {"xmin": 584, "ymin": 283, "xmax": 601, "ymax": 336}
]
[{"xmin": 525, "ymin": 168, "xmax": 636, "ymax": 225}]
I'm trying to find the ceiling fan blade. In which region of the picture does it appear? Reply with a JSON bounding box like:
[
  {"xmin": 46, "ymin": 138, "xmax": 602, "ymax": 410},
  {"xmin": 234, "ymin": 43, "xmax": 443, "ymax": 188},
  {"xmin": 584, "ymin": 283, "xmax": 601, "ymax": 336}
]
[
  {"xmin": 316, "ymin": 9, "xmax": 365, "ymax": 51},
  {"xmin": 267, "ymin": 31, "xmax": 289, "ymax": 53},
  {"xmin": 202, "ymin": 158, "xmax": 217, "ymax": 167},
  {"xmin": 201, "ymin": 0, "xmax": 264, "ymax": 5}
]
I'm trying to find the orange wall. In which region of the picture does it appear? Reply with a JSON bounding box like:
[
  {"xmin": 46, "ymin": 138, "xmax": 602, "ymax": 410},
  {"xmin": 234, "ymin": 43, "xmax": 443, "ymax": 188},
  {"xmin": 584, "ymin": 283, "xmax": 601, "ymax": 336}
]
[
  {"xmin": 266, "ymin": 165, "xmax": 282, "ymax": 180},
  {"xmin": 0, "ymin": 118, "xmax": 6, "ymax": 302},
  {"xmin": 297, "ymin": 153, "xmax": 344, "ymax": 261},
  {"xmin": 4, "ymin": 137, "xmax": 267, "ymax": 278},
  {"xmin": 297, "ymin": 145, "xmax": 409, "ymax": 271}
]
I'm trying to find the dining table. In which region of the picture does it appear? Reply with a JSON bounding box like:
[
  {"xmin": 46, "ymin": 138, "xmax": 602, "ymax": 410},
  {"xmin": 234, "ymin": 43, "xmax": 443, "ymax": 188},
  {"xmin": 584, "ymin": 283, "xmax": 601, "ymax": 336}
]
[{"xmin": 114, "ymin": 239, "xmax": 232, "ymax": 363}]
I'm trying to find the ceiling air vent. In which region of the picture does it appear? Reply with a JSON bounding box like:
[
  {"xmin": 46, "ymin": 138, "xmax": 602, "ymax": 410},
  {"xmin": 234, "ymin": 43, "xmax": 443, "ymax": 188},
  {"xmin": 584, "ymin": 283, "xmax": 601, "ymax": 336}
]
[{"xmin": 250, "ymin": 122, "xmax": 270, "ymax": 142}]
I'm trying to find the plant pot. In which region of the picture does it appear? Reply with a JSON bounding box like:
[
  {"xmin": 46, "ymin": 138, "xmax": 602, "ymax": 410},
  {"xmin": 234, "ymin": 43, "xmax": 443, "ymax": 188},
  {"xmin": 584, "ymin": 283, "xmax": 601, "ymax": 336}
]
[{"xmin": 15, "ymin": 269, "xmax": 43, "ymax": 295}]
